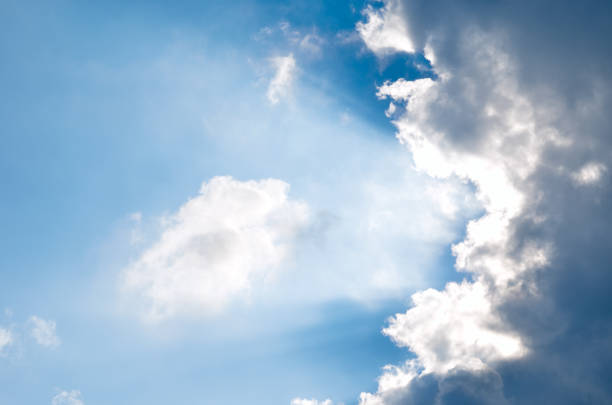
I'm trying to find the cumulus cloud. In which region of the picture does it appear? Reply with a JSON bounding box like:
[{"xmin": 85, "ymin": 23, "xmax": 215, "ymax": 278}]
[
  {"xmin": 384, "ymin": 281, "xmax": 525, "ymax": 375},
  {"xmin": 123, "ymin": 176, "xmax": 310, "ymax": 320},
  {"xmin": 356, "ymin": 0, "xmax": 414, "ymax": 56},
  {"xmin": 267, "ymin": 54, "xmax": 296, "ymax": 104},
  {"xmin": 347, "ymin": 0, "xmax": 612, "ymax": 403},
  {"xmin": 52, "ymin": 390, "xmax": 84, "ymax": 405},
  {"xmin": 29, "ymin": 316, "xmax": 60, "ymax": 348},
  {"xmin": 366, "ymin": 30, "xmax": 549, "ymax": 401}
]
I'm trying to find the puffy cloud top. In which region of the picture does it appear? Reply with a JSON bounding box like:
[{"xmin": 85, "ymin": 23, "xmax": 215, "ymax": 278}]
[
  {"xmin": 356, "ymin": 0, "xmax": 414, "ymax": 56},
  {"xmin": 351, "ymin": 0, "xmax": 612, "ymax": 404},
  {"xmin": 123, "ymin": 176, "xmax": 310, "ymax": 320}
]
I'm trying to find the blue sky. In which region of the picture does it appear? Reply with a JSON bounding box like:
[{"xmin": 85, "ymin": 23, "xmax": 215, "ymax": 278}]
[
  {"xmin": 0, "ymin": 1, "xmax": 471, "ymax": 404},
  {"xmin": 5, "ymin": 1, "xmax": 612, "ymax": 404}
]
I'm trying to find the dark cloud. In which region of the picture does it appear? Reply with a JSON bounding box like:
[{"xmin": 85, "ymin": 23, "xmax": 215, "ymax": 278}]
[{"xmin": 358, "ymin": 1, "xmax": 612, "ymax": 403}]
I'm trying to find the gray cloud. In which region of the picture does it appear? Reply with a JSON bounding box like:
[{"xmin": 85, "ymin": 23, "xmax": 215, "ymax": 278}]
[{"xmin": 355, "ymin": 0, "xmax": 612, "ymax": 403}]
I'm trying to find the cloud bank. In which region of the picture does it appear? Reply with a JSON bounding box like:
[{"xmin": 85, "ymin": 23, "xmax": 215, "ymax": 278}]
[{"xmin": 350, "ymin": 0, "xmax": 612, "ymax": 403}]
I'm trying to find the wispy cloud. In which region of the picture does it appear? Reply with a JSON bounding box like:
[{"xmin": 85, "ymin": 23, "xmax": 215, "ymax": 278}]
[
  {"xmin": 0, "ymin": 327, "xmax": 12, "ymax": 355},
  {"xmin": 29, "ymin": 316, "xmax": 60, "ymax": 348},
  {"xmin": 290, "ymin": 399, "xmax": 334, "ymax": 405},
  {"xmin": 267, "ymin": 54, "xmax": 297, "ymax": 104},
  {"xmin": 52, "ymin": 390, "xmax": 84, "ymax": 405}
]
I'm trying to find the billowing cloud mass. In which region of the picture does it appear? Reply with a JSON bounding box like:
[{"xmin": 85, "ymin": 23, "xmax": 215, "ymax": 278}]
[
  {"xmin": 0, "ymin": 328, "xmax": 11, "ymax": 355},
  {"xmin": 29, "ymin": 316, "xmax": 60, "ymax": 348},
  {"xmin": 52, "ymin": 390, "xmax": 84, "ymax": 405},
  {"xmin": 123, "ymin": 176, "xmax": 310, "ymax": 320},
  {"xmin": 267, "ymin": 54, "xmax": 296, "ymax": 104},
  {"xmin": 349, "ymin": 0, "xmax": 612, "ymax": 404}
]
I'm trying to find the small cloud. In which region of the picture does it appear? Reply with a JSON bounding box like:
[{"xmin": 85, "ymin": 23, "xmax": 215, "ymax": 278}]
[
  {"xmin": 290, "ymin": 399, "xmax": 334, "ymax": 405},
  {"xmin": 254, "ymin": 26, "xmax": 273, "ymax": 41},
  {"xmin": 129, "ymin": 212, "xmax": 144, "ymax": 245},
  {"xmin": 0, "ymin": 328, "xmax": 12, "ymax": 355},
  {"xmin": 129, "ymin": 212, "xmax": 142, "ymax": 223},
  {"xmin": 299, "ymin": 33, "xmax": 325, "ymax": 56},
  {"xmin": 279, "ymin": 21, "xmax": 301, "ymax": 44},
  {"xmin": 340, "ymin": 111, "xmax": 352, "ymax": 125},
  {"xmin": 29, "ymin": 316, "xmax": 60, "ymax": 348},
  {"xmin": 572, "ymin": 162, "xmax": 606, "ymax": 185},
  {"xmin": 336, "ymin": 30, "xmax": 361, "ymax": 45},
  {"xmin": 423, "ymin": 41, "xmax": 436, "ymax": 66},
  {"xmin": 385, "ymin": 102, "xmax": 397, "ymax": 117},
  {"xmin": 279, "ymin": 21, "xmax": 291, "ymax": 33},
  {"xmin": 356, "ymin": 0, "xmax": 414, "ymax": 56},
  {"xmin": 52, "ymin": 390, "xmax": 84, "ymax": 405},
  {"xmin": 267, "ymin": 54, "xmax": 297, "ymax": 104}
]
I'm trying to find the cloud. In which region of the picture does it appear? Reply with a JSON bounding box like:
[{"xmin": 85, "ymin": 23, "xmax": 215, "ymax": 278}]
[
  {"xmin": 52, "ymin": 390, "xmax": 84, "ymax": 405},
  {"xmin": 349, "ymin": 0, "xmax": 612, "ymax": 403},
  {"xmin": 384, "ymin": 281, "xmax": 525, "ymax": 375},
  {"xmin": 29, "ymin": 316, "xmax": 60, "ymax": 348},
  {"xmin": 572, "ymin": 162, "xmax": 607, "ymax": 185},
  {"xmin": 267, "ymin": 54, "xmax": 296, "ymax": 104},
  {"xmin": 290, "ymin": 399, "xmax": 334, "ymax": 405},
  {"xmin": 356, "ymin": 0, "xmax": 414, "ymax": 56},
  {"xmin": 299, "ymin": 33, "xmax": 325, "ymax": 56},
  {"xmin": 123, "ymin": 176, "xmax": 310, "ymax": 320},
  {"xmin": 0, "ymin": 327, "xmax": 12, "ymax": 355}
]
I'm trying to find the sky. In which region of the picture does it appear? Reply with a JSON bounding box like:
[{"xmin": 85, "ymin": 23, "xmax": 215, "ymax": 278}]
[{"xmin": 1, "ymin": 1, "xmax": 612, "ymax": 404}]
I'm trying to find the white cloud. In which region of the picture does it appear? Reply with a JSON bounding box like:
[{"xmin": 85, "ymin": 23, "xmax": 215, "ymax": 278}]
[
  {"xmin": 423, "ymin": 42, "xmax": 436, "ymax": 66},
  {"xmin": 0, "ymin": 327, "xmax": 12, "ymax": 355},
  {"xmin": 267, "ymin": 54, "xmax": 297, "ymax": 104},
  {"xmin": 299, "ymin": 33, "xmax": 325, "ymax": 56},
  {"xmin": 356, "ymin": 0, "xmax": 414, "ymax": 56},
  {"xmin": 29, "ymin": 316, "xmax": 60, "ymax": 348},
  {"xmin": 290, "ymin": 399, "xmax": 334, "ymax": 405},
  {"xmin": 52, "ymin": 390, "xmax": 84, "ymax": 405},
  {"xmin": 572, "ymin": 162, "xmax": 606, "ymax": 185},
  {"xmin": 123, "ymin": 176, "xmax": 310, "ymax": 320},
  {"xmin": 384, "ymin": 281, "xmax": 526, "ymax": 375}
]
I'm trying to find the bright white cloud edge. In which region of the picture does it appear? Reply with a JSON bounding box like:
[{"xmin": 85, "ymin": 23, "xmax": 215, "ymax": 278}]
[
  {"xmin": 356, "ymin": 0, "xmax": 414, "ymax": 56},
  {"xmin": 328, "ymin": 3, "xmax": 580, "ymax": 404}
]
